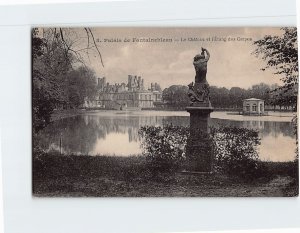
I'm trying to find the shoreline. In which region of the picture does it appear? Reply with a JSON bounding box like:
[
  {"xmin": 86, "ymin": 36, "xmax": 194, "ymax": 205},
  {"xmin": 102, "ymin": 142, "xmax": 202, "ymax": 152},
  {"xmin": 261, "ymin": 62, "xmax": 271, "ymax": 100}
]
[{"xmin": 51, "ymin": 108, "xmax": 296, "ymax": 123}]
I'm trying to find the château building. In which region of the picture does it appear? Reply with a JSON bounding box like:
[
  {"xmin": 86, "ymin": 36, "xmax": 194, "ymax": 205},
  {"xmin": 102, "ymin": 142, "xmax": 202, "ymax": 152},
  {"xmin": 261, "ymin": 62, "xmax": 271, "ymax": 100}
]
[{"xmin": 83, "ymin": 75, "xmax": 162, "ymax": 110}]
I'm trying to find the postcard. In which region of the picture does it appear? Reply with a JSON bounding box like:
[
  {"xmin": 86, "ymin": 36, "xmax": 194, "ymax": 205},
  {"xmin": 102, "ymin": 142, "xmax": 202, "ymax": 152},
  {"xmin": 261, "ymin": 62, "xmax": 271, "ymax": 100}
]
[{"xmin": 32, "ymin": 27, "xmax": 298, "ymax": 197}]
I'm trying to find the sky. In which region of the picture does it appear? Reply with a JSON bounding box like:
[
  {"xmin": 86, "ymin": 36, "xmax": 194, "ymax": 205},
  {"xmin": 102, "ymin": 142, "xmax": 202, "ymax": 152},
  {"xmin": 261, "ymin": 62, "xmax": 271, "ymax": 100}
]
[{"xmin": 65, "ymin": 27, "xmax": 285, "ymax": 89}]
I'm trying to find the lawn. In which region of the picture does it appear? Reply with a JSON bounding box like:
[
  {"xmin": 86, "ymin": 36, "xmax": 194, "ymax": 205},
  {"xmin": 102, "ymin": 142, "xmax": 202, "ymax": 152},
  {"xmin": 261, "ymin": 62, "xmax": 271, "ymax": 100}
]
[{"xmin": 32, "ymin": 153, "xmax": 298, "ymax": 197}]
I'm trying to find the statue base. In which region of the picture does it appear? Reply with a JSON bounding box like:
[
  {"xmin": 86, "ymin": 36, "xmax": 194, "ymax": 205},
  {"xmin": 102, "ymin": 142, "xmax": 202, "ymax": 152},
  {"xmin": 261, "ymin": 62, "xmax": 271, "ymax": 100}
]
[{"xmin": 185, "ymin": 104, "xmax": 214, "ymax": 173}]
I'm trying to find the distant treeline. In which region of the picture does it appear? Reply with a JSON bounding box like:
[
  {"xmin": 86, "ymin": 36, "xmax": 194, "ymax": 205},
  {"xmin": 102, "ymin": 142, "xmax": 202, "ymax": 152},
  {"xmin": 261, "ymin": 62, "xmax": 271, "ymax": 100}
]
[{"xmin": 162, "ymin": 83, "xmax": 297, "ymax": 110}]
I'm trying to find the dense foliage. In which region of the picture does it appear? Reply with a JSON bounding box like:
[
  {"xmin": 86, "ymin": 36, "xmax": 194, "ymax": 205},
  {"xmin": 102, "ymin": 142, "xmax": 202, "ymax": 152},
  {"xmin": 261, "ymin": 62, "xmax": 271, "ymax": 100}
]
[
  {"xmin": 32, "ymin": 28, "xmax": 98, "ymax": 132},
  {"xmin": 253, "ymin": 27, "xmax": 298, "ymax": 108},
  {"xmin": 162, "ymin": 85, "xmax": 190, "ymax": 108},
  {"xmin": 138, "ymin": 125, "xmax": 189, "ymax": 174},
  {"xmin": 210, "ymin": 126, "xmax": 260, "ymax": 180},
  {"xmin": 139, "ymin": 125, "xmax": 262, "ymax": 180}
]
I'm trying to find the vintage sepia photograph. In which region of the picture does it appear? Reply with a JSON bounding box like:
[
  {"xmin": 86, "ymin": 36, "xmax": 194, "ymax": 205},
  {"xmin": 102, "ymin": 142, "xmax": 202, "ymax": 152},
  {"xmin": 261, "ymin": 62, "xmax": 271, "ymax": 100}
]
[{"xmin": 32, "ymin": 27, "xmax": 298, "ymax": 197}]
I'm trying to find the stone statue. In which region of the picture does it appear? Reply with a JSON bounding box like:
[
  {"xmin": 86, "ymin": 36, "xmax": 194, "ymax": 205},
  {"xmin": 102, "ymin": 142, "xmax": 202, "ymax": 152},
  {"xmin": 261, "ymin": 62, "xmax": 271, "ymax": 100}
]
[
  {"xmin": 186, "ymin": 48, "xmax": 214, "ymax": 173},
  {"xmin": 187, "ymin": 82, "xmax": 201, "ymax": 103},
  {"xmin": 188, "ymin": 48, "xmax": 211, "ymax": 106},
  {"xmin": 193, "ymin": 47, "xmax": 210, "ymax": 83}
]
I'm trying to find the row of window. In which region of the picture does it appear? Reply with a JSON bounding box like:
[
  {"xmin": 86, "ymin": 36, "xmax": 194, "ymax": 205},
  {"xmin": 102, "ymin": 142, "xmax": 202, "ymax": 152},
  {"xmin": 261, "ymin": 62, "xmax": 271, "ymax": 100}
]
[
  {"xmin": 99, "ymin": 93, "xmax": 162, "ymax": 101},
  {"xmin": 245, "ymin": 104, "xmax": 263, "ymax": 112}
]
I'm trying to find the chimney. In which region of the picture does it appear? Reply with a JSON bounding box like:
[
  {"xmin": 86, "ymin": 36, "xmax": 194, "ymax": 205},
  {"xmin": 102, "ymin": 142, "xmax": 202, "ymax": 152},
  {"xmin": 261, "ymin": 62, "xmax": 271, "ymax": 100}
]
[
  {"xmin": 128, "ymin": 75, "xmax": 132, "ymax": 84},
  {"xmin": 141, "ymin": 79, "xmax": 144, "ymax": 90},
  {"xmin": 128, "ymin": 75, "xmax": 132, "ymax": 91}
]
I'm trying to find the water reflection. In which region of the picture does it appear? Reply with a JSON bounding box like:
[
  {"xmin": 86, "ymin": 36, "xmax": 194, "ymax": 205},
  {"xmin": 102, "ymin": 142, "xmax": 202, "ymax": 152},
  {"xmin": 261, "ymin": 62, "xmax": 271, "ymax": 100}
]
[{"xmin": 36, "ymin": 112, "xmax": 296, "ymax": 161}]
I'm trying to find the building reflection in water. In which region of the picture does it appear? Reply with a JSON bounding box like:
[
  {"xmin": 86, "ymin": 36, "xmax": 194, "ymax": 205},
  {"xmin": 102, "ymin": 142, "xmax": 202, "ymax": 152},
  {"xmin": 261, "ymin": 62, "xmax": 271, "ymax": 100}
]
[{"xmin": 36, "ymin": 113, "xmax": 296, "ymax": 161}]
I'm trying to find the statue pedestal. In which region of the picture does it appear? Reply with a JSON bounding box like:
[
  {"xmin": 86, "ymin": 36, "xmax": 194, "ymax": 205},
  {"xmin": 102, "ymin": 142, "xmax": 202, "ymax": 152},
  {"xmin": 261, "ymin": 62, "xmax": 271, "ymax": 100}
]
[{"xmin": 185, "ymin": 104, "xmax": 214, "ymax": 173}]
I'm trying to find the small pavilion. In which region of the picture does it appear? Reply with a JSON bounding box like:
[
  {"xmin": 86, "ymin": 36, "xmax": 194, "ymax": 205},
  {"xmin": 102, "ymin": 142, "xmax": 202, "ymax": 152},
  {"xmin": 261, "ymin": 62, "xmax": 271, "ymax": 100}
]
[{"xmin": 242, "ymin": 98, "xmax": 265, "ymax": 115}]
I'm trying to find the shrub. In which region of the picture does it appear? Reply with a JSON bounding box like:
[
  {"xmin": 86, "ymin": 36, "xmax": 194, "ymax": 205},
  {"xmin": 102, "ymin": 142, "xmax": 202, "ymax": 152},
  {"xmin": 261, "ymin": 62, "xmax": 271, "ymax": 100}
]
[
  {"xmin": 139, "ymin": 124, "xmax": 262, "ymax": 180},
  {"xmin": 138, "ymin": 125, "xmax": 189, "ymax": 174},
  {"xmin": 210, "ymin": 126, "xmax": 261, "ymax": 180}
]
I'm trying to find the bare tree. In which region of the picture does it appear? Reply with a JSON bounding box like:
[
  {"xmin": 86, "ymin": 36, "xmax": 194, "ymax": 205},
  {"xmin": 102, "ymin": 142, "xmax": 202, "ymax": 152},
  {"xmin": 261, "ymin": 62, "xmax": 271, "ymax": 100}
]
[{"xmin": 40, "ymin": 27, "xmax": 104, "ymax": 68}]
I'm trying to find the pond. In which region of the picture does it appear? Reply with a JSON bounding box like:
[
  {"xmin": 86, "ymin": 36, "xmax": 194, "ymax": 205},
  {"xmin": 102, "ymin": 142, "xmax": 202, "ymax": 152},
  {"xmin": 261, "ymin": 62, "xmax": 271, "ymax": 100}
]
[{"xmin": 36, "ymin": 111, "xmax": 297, "ymax": 162}]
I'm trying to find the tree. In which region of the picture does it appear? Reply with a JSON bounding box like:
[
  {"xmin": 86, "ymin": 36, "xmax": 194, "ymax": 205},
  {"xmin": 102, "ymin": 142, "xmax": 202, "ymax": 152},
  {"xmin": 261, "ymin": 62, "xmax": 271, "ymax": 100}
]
[
  {"xmin": 210, "ymin": 86, "xmax": 231, "ymax": 108},
  {"xmin": 66, "ymin": 67, "xmax": 97, "ymax": 108},
  {"xmin": 254, "ymin": 27, "xmax": 298, "ymax": 162},
  {"xmin": 162, "ymin": 85, "xmax": 189, "ymax": 107},
  {"xmin": 32, "ymin": 28, "xmax": 104, "ymax": 132},
  {"xmin": 32, "ymin": 29, "xmax": 69, "ymax": 131},
  {"xmin": 229, "ymin": 87, "xmax": 246, "ymax": 108},
  {"xmin": 249, "ymin": 83, "xmax": 271, "ymax": 105},
  {"xmin": 41, "ymin": 28, "xmax": 104, "ymax": 68},
  {"xmin": 253, "ymin": 27, "xmax": 298, "ymax": 108}
]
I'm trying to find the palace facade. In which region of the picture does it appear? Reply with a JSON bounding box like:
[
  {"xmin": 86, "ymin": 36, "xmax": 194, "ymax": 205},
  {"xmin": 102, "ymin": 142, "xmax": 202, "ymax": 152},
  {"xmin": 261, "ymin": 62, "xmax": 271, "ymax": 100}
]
[{"xmin": 83, "ymin": 75, "xmax": 162, "ymax": 110}]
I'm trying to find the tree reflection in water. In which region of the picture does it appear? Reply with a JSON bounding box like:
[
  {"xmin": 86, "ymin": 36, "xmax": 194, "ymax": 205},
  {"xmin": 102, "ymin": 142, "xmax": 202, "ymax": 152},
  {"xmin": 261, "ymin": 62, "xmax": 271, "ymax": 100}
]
[{"xmin": 35, "ymin": 113, "xmax": 296, "ymax": 161}]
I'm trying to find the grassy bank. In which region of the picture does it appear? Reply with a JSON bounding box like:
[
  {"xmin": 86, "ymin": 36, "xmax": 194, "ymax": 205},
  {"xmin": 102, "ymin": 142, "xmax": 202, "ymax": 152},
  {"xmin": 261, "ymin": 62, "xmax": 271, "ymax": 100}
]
[{"xmin": 33, "ymin": 152, "xmax": 298, "ymax": 197}]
